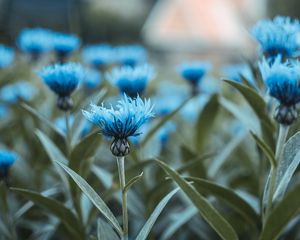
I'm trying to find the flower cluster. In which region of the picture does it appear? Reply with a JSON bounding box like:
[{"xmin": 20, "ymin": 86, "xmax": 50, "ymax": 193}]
[
  {"xmin": 82, "ymin": 44, "xmax": 114, "ymax": 68},
  {"xmin": 0, "ymin": 149, "xmax": 18, "ymax": 180},
  {"xmin": 251, "ymin": 16, "xmax": 300, "ymax": 60},
  {"xmin": 83, "ymin": 95, "xmax": 154, "ymax": 156},
  {"xmin": 259, "ymin": 58, "xmax": 300, "ymax": 124},
  {"xmin": 0, "ymin": 45, "xmax": 14, "ymax": 69},
  {"xmin": 107, "ymin": 64, "xmax": 155, "ymax": 98},
  {"xmin": 37, "ymin": 62, "xmax": 84, "ymax": 111},
  {"xmin": 114, "ymin": 45, "xmax": 147, "ymax": 66}
]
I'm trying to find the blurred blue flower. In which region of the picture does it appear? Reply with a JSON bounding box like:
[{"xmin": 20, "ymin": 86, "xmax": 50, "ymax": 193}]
[
  {"xmin": 106, "ymin": 64, "xmax": 155, "ymax": 97},
  {"xmin": 83, "ymin": 95, "xmax": 154, "ymax": 139},
  {"xmin": 52, "ymin": 32, "xmax": 80, "ymax": 56},
  {"xmin": 158, "ymin": 121, "xmax": 176, "ymax": 146},
  {"xmin": 115, "ymin": 45, "xmax": 147, "ymax": 66},
  {"xmin": 55, "ymin": 115, "xmax": 92, "ymax": 138},
  {"xmin": 178, "ymin": 61, "xmax": 211, "ymax": 86},
  {"xmin": 17, "ymin": 28, "xmax": 53, "ymax": 55},
  {"xmin": 0, "ymin": 104, "xmax": 9, "ymax": 119},
  {"xmin": 251, "ymin": 16, "xmax": 300, "ymax": 60},
  {"xmin": 38, "ymin": 62, "xmax": 83, "ymax": 97},
  {"xmin": 0, "ymin": 81, "xmax": 37, "ymax": 104},
  {"xmin": 0, "ymin": 45, "xmax": 14, "ymax": 69},
  {"xmin": 82, "ymin": 44, "xmax": 113, "ymax": 68},
  {"xmin": 259, "ymin": 58, "xmax": 300, "ymax": 106},
  {"xmin": 0, "ymin": 149, "xmax": 18, "ymax": 180},
  {"xmin": 83, "ymin": 68, "xmax": 102, "ymax": 90}
]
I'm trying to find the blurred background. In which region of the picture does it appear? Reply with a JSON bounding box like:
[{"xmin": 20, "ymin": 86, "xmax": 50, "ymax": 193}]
[{"xmin": 0, "ymin": 0, "xmax": 299, "ymax": 65}]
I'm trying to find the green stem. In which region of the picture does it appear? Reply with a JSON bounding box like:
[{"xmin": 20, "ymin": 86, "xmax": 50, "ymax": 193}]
[
  {"xmin": 117, "ymin": 156, "xmax": 128, "ymax": 240},
  {"xmin": 266, "ymin": 125, "xmax": 289, "ymax": 218},
  {"xmin": 65, "ymin": 111, "xmax": 71, "ymax": 158}
]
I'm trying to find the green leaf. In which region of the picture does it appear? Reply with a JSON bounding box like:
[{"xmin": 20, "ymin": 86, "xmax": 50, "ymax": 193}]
[
  {"xmin": 186, "ymin": 177, "xmax": 260, "ymax": 229},
  {"xmin": 35, "ymin": 130, "xmax": 69, "ymax": 187},
  {"xmin": 195, "ymin": 94, "xmax": 219, "ymax": 151},
  {"xmin": 135, "ymin": 188, "xmax": 179, "ymax": 240},
  {"xmin": 11, "ymin": 188, "xmax": 83, "ymax": 240},
  {"xmin": 141, "ymin": 97, "xmax": 191, "ymax": 147},
  {"xmin": 208, "ymin": 130, "xmax": 246, "ymax": 177},
  {"xmin": 124, "ymin": 172, "xmax": 143, "ymax": 193},
  {"xmin": 273, "ymin": 131, "xmax": 300, "ymax": 202},
  {"xmin": 54, "ymin": 161, "xmax": 122, "ymax": 236},
  {"xmin": 22, "ymin": 103, "xmax": 63, "ymax": 138},
  {"xmin": 70, "ymin": 130, "xmax": 101, "ymax": 172},
  {"xmin": 97, "ymin": 219, "xmax": 119, "ymax": 240},
  {"xmin": 155, "ymin": 160, "xmax": 239, "ymax": 240},
  {"xmin": 260, "ymin": 184, "xmax": 300, "ymax": 240},
  {"xmin": 250, "ymin": 131, "xmax": 276, "ymax": 168}
]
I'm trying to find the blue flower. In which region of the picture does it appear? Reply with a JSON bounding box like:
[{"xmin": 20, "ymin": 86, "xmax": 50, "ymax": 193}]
[
  {"xmin": 0, "ymin": 104, "xmax": 9, "ymax": 119},
  {"xmin": 221, "ymin": 64, "xmax": 255, "ymax": 85},
  {"xmin": 83, "ymin": 68, "xmax": 102, "ymax": 90},
  {"xmin": 0, "ymin": 149, "xmax": 18, "ymax": 180},
  {"xmin": 0, "ymin": 45, "xmax": 14, "ymax": 69},
  {"xmin": 37, "ymin": 62, "xmax": 83, "ymax": 97},
  {"xmin": 158, "ymin": 121, "xmax": 176, "ymax": 146},
  {"xmin": 83, "ymin": 95, "xmax": 154, "ymax": 139},
  {"xmin": 52, "ymin": 32, "xmax": 81, "ymax": 56},
  {"xmin": 106, "ymin": 64, "xmax": 155, "ymax": 97},
  {"xmin": 82, "ymin": 44, "xmax": 113, "ymax": 68},
  {"xmin": 251, "ymin": 16, "xmax": 300, "ymax": 59},
  {"xmin": 115, "ymin": 45, "xmax": 147, "ymax": 66},
  {"xmin": 259, "ymin": 57, "xmax": 300, "ymax": 106},
  {"xmin": 0, "ymin": 81, "xmax": 37, "ymax": 104},
  {"xmin": 178, "ymin": 61, "xmax": 211, "ymax": 86},
  {"xmin": 17, "ymin": 28, "xmax": 53, "ymax": 55}
]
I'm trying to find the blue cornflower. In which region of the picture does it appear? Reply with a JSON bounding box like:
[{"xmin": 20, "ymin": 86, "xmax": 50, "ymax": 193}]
[
  {"xmin": 251, "ymin": 16, "xmax": 300, "ymax": 60},
  {"xmin": 0, "ymin": 81, "xmax": 37, "ymax": 104},
  {"xmin": 83, "ymin": 95, "xmax": 154, "ymax": 156},
  {"xmin": 106, "ymin": 64, "xmax": 155, "ymax": 97},
  {"xmin": 259, "ymin": 57, "xmax": 300, "ymax": 124},
  {"xmin": 17, "ymin": 28, "xmax": 53, "ymax": 57},
  {"xmin": 115, "ymin": 45, "xmax": 147, "ymax": 66},
  {"xmin": 52, "ymin": 32, "xmax": 80, "ymax": 60},
  {"xmin": 178, "ymin": 61, "xmax": 211, "ymax": 94},
  {"xmin": 37, "ymin": 62, "xmax": 84, "ymax": 111},
  {"xmin": 0, "ymin": 149, "xmax": 18, "ymax": 180},
  {"xmin": 83, "ymin": 68, "xmax": 102, "ymax": 90},
  {"xmin": 0, "ymin": 45, "xmax": 14, "ymax": 69},
  {"xmin": 82, "ymin": 44, "xmax": 114, "ymax": 68}
]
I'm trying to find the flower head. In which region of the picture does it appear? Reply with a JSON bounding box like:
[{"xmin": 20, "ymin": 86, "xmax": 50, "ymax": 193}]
[
  {"xmin": 0, "ymin": 149, "xmax": 18, "ymax": 180},
  {"xmin": 0, "ymin": 81, "xmax": 37, "ymax": 104},
  {"xmin": 115, "ymin": 45, "xmax": 147, "ymax": 66},
  {"xmin": 38, "ymin": 62, "xmax": 83, "ymax": 97},
  {"xmin": 83, "ymin": 95, "xmax": 154, "ymax": 139},
  {"xmin": 82, "ymin": 44, "xmax": 113, "ymax": 68},
  {"xmin": 0, "ymin": 104, "xmax": 10, "ymax": 120},
  {"xmin": 0, "ymin": 45, "xmax": 14, "ymax": 69},
  {"xmin": 106, "ymin": 64, "xmax": 155, "ymax": 97},
  {"xmin": 259, "ymin": 57, "xmax": 300, "ymax": 124},
  {"xmin": 17, "ymin": 28, "xmax": 53, "ymax": 55},
  {"xmin": 83, "ymin": 68, "xmax": 102, "ymax": 90},
  {"xmin": 52, "ymin": 32, "xmax": 80, "ymax": 56},
  {"xmin": 251, "ymin": 16, "xmax": 300, "ymax": 60},
  {"xmin": 178, "ymin": 61, "xmax": 211, "ymax": 86}
]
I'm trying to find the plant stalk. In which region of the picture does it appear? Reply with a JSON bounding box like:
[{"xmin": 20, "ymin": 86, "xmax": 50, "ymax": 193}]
[
  {"xmin": 65, "ymin": 111, "xmax": 71, "ymax": 158},
  {"xmin": 117, "ymin": 156, "xmax": 128, "ymax": 240},
  {"xmin": 266, "ymin": 124, "xmax": 289, "ymax": 218}
]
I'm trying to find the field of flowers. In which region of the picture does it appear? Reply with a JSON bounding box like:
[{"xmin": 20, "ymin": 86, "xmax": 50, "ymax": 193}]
[{"xmin": 0, "ymin": 16, "xmax": 300, "ymax": 240}]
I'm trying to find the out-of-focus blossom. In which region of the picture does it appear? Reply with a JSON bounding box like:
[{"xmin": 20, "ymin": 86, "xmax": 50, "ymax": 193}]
[
  {"xmin": 221, "ymin": 64, "xmax": 255, "ymax": 85},
  {"xmin": 0, "ymin": 45, "xmax": 14, "ymax": 69},
  {"xmin": 0, "ymin": 81, "xmax": 37, "ymax": 104},
  {"xmin": 178, "ymin": 61, "xmax": 211, "ymax": 85},
  {"xmin": 115, "ymin": 45, "xmax": 147, "ymax": 66},
  {"xmin": 106, "ymin": 64, "xmax": 155, "ymax": 98},
  {"xmin": 0, "ymin": 149, "xmax": 18, "ymax": 180},
  {"xmin": 251, "ymin": 16, "xmax": 300, "ymax": 60},
  {"xmin": 82, "ymin": 44, "xmax": 114, "ymax": 68},
  {"xmin": 0, "ymin": 104, "xmax": 10, "ymax": 120},
  {"xmin": 83, "ymin": 68, "xmax": 102, "ymax": 90}
]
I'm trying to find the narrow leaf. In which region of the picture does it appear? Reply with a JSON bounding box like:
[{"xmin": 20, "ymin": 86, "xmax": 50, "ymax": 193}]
[
  {"xmin": 195, "ymin": 94, "xmax": 219, "ymax": 151},
  {"xmin": 135, "ymin": 188, "xmax": 179, "ymax": 240},
  {"xmin": 260, "ymin": 184, "xmax": 300, "ymax": 240},
  {"xmin": 156, "ymin": 160, "xmax": 239, "ymax": 240},
  {"xmin": 97, "ymin": 219, "xmax": 119, "ymax": 240},
  {"xmin": 55, "ymin": 161, "xmax": 122, "ymax": 235},
  {"xmin": 124, "ymin": 172, "xmax": 143, "ymax": 193},
  {"xmin": 11, "ymin": 188, "xmax": 83, "ymax": 239}
]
